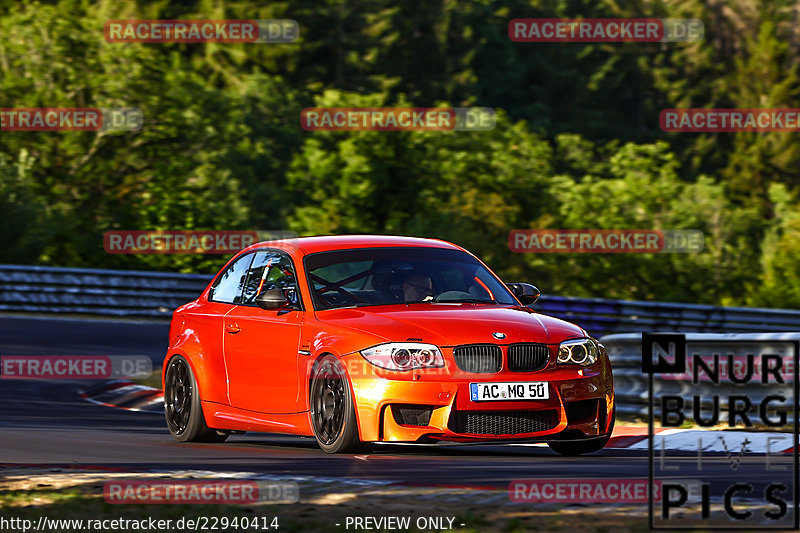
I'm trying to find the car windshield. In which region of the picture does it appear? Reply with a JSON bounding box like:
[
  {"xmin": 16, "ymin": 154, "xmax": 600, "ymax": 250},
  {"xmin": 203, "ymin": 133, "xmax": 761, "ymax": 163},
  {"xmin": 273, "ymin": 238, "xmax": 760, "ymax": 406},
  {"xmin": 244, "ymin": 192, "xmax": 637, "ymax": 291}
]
[{"xmin": 304, "ymin": 246, "xmax": 518, "ymax": 310}]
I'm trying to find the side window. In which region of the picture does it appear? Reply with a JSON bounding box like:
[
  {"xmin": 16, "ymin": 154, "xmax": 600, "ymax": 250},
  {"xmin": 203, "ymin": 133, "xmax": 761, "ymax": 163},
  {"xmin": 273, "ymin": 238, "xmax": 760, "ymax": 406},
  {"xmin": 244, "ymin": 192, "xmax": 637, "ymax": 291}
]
[
  {"xmin": 241, "ymin": 252, "xmax": 275, "ymax": 304},
  {"xmin": 208, "ymin": 254, "xmax": 254, "ymax": 304},
  {"xmin": 241, "ymin": 251, "xmax": 300, "ymax": 307}
]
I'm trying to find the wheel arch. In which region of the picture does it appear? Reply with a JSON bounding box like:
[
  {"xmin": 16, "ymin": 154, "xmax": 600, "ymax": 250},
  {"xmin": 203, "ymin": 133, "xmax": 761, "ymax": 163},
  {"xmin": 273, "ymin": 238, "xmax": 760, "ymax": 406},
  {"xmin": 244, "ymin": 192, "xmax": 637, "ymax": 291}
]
[
  {"xmin": 162, "ymin": 350, "xmax": 213, "ymax": 406},
  {"xmin": 306, "ymin": 351, "xmax": 366, "ymax": 442}
]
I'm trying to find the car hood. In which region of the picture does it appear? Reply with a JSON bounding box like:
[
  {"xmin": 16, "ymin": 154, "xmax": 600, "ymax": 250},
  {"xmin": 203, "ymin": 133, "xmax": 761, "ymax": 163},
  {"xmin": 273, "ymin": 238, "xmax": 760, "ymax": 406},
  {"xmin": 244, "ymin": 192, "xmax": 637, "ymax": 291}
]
[{"xmin": 315, "ymin": 304, "xmax": 587, "ymax": 347}]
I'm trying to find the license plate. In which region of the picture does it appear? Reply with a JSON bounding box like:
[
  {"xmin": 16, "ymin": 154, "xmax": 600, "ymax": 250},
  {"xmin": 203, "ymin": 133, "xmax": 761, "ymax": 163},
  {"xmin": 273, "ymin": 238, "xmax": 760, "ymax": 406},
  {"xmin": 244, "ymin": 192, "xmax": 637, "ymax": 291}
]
[{"xmin": 469, "ymin": 381, "xmax": 549, "ymax": 402}]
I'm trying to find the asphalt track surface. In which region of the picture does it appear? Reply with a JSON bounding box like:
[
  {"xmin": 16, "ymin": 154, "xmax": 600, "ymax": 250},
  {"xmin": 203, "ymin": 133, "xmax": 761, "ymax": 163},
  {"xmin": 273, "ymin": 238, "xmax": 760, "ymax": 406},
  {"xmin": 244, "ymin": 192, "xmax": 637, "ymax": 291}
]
[{"xmin": 0, "ymin": 314, "xmax": 792, "ymax": 495}]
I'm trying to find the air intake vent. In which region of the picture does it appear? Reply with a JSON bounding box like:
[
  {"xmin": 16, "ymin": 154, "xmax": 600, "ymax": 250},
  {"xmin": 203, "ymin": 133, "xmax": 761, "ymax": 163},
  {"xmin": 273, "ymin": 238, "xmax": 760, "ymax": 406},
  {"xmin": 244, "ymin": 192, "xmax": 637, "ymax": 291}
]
[
  {"xmin": 508, "ymin": 343, "xmax": 550, "ymax": 372},
  {"xmin": 566, "ymin": 399, "xmax": 602, "ymax": 425},
  {"xmin": 448, "ymin": 409, "xmax": 558, "ymax": 435},
  {"xmin": 392, "ymin": 405, "xmax": 434, "ymax": 427},
  {"xmin": 453, "ymin": 344, "xmax": 502, "ymax": 373}
]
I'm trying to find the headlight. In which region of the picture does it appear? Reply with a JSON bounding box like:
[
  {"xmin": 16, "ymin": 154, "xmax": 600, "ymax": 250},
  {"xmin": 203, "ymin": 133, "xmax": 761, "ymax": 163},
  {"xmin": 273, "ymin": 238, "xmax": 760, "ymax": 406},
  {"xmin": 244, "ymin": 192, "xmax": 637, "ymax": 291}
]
[
  {"xmin": 360, "ymin": 343, "xmax": 444, "ymax": 371},
  {"xmin": 557, "ymin": 338, "xmax": 599, "ymax": 366}
]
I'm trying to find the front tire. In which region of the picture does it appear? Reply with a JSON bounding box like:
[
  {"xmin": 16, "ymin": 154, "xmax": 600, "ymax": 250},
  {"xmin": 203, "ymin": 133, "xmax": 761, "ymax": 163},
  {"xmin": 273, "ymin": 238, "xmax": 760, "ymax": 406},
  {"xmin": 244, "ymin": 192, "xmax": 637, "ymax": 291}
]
[
  {"xmin": 164, "ymin": 355, "xmax": 228, "ymax": 443},
  {"xmin": 309, "ymin": 355, "xmax": 362, "ymax": 453}
]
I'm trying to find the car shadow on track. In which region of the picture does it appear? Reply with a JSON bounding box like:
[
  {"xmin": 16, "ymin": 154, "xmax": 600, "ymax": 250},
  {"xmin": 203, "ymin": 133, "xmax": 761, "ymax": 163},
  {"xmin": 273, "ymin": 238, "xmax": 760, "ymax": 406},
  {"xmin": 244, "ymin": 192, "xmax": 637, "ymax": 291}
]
[{"xmin": 218, "ymin": 434, "xmax": 651, "ymax": 458}]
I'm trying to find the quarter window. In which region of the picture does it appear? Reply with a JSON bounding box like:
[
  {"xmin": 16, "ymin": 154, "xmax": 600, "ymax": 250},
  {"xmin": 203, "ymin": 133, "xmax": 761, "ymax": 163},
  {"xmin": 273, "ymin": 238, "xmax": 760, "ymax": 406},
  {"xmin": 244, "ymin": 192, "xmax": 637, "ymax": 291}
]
[{"xmin": 208, "ymin": 254, "xmax": 254, "ymax": 304}]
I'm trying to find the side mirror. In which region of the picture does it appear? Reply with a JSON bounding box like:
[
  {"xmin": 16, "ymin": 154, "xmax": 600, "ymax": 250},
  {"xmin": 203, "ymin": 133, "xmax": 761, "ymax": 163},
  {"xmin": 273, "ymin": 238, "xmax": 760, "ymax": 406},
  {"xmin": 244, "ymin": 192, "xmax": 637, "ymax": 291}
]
[
  {"xmin": 507, "ymin": 282, "xmax": 540, "ymax": 305},
  {"xmin": 255, "ymin": 289, "xmax": 290, "ymax": 310}
]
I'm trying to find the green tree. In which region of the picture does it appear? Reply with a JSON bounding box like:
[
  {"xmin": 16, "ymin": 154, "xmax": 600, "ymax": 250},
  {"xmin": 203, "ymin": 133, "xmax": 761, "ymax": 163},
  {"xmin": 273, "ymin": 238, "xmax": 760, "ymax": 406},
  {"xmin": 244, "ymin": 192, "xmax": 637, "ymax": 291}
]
[{"xmin": 525, "ymin": 140, "xmax": 763, "ymax": 304}]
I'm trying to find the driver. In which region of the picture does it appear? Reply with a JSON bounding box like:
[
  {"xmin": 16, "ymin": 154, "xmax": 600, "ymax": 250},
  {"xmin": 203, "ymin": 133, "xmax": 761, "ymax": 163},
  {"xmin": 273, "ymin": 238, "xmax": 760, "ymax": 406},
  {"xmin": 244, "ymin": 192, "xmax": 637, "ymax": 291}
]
[{"xmin": 402, "ymin": 273, "xmax": 433, "ymax": 302}]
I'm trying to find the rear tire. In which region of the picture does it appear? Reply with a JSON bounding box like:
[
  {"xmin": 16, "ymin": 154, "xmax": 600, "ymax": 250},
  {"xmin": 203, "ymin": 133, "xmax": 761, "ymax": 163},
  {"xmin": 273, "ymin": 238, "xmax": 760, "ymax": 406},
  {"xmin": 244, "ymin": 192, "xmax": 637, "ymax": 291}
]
[
  {"xmin": 309, "ymin": 355, "xmax": 362, "ymax": 453},
  {"xmin": 164, "ymin": 355, "xmax": 228, "ymax": 443},
  {"xmin": 548, "ymin": 404, "xmax": 615, "ymax": 456}
]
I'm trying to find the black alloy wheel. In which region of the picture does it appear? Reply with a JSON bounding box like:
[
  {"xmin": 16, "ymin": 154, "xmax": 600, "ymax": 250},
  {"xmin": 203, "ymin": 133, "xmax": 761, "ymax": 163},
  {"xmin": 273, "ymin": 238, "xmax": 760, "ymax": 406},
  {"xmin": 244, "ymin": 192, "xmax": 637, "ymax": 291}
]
[
  {"xmin": 310, "ymin": 355, "xmax": 362, "ymax": 453},
  {"xmin": 164, "ymin": 355, "xmax": 228, "ymax": 443}
]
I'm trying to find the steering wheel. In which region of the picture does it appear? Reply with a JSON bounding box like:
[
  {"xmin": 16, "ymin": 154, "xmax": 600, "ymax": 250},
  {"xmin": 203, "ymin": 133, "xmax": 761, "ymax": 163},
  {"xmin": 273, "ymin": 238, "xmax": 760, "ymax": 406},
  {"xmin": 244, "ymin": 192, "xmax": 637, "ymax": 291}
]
[
  {"xmin": 433, "ymin": 290, "xmax": 473, "ymax": 302},
  {"xmin": 316, "ymin": 285, "xmax": 368, "ymax": 305}
]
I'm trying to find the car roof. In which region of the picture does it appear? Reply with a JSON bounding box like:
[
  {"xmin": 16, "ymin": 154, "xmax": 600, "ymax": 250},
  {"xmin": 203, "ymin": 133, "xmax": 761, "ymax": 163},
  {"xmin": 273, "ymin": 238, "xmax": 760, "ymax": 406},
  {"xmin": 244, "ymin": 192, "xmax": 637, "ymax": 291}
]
[{"xmin": 242, "ymin": 234, "xmax": 463, "ymax": 256}]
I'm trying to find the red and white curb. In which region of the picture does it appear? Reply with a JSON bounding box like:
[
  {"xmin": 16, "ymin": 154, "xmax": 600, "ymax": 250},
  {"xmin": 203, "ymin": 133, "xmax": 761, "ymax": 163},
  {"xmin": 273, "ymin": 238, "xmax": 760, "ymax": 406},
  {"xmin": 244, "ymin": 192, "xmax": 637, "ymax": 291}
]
[
  {"xmin": 80, "ymin": 380, "xmax": 163, "ymax": 413},
  {"xmin": 607, "ymin": 426, "xmax": 795, "ymax": 453}
]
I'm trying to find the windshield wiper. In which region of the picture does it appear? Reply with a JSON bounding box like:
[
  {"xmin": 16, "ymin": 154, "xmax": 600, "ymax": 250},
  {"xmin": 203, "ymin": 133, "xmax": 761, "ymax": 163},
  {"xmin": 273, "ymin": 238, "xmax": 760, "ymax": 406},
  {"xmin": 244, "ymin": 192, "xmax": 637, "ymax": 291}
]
[
  {"xmin": 327, "ymin": 302, "xmax": 374, "ymax": 309},
  {"xmin": 433, "ymin": 298, "xmax": 498, "ymax": 304}
]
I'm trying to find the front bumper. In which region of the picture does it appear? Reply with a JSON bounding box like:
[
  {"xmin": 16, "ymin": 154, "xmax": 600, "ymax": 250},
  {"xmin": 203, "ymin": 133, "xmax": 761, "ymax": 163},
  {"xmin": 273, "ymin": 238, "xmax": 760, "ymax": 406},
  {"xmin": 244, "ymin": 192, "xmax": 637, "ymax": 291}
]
[{"xmin": 341, "ymin": 351, "xmax": 614, "ymax": 443}]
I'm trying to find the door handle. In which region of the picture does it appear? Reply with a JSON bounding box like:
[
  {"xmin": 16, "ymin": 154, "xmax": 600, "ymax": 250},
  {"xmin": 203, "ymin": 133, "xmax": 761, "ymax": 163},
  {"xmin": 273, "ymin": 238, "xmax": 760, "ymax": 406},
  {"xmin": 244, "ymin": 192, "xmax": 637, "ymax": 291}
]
[{"xmin": 225, "ymin": 323, "xmax": 241, "ymax": 334}]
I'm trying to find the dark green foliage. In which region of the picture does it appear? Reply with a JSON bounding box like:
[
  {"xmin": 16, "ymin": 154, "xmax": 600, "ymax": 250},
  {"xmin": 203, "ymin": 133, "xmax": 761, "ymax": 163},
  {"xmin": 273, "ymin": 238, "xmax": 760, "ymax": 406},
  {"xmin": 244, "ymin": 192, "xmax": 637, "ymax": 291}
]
[{"xmin": 0, "ymin": 0, "xmax": 797, "ymax": 308}]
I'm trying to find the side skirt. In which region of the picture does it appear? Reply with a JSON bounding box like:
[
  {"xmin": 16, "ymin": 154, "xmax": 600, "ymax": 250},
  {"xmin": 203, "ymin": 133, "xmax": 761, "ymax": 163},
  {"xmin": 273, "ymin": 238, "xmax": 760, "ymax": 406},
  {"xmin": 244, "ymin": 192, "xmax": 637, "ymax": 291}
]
[{"xmin": 203, "ymin": 401, "xmax": 313, "ymax": 436}]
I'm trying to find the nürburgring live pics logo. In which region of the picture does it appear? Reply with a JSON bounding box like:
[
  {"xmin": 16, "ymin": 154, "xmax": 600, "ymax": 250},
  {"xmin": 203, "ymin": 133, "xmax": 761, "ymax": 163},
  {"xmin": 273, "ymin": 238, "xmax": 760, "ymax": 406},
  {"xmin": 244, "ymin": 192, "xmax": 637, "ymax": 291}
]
[{"xmin": 644, "ymin": 332, "xmax": 799, "ymax": 529}]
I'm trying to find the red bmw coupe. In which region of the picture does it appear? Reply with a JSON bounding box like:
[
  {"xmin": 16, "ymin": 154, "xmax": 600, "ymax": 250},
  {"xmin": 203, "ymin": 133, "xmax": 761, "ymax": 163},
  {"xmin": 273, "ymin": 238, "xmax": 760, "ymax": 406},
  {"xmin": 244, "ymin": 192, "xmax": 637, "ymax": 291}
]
[{"xmin": 163, "ymin": 235, "xmax": 614, "ymax": 454}]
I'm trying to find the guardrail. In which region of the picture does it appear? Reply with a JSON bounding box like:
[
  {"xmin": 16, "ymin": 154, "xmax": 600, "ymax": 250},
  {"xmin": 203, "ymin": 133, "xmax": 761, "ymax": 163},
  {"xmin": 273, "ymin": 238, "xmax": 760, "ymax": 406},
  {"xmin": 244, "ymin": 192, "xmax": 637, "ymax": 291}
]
[
  {"xmin": 2, "ymin": 264, "xmax": 800, "ymax": 336},
  {"xmin": 0, "ymin": 264, "xmax": 210, "ymax": 318},
  {"xmin": 599, "ymin": 332, "xmax": 800, "ymax": 415},
  {"xmin": 533, "ymin": 295, "xmax": 800, "ymax": 336}
]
